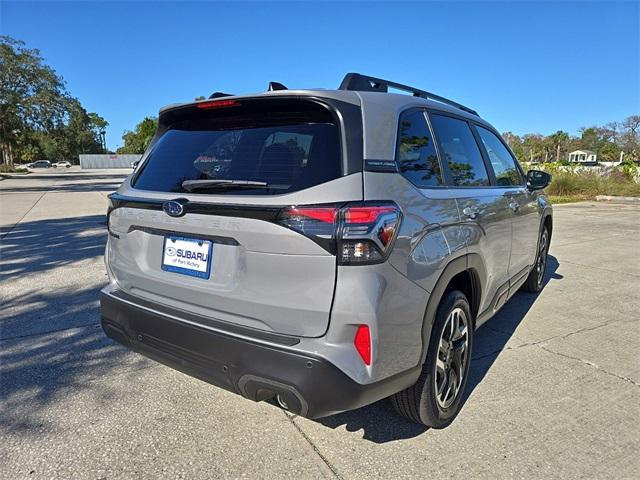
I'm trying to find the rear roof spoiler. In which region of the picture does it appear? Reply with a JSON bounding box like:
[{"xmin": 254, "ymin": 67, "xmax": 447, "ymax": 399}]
[
  {"xmin": 209, "ymin": 92, "xmax": 234, "ymax": 99},
  {"xmin": 208, "ymin": 81, "xmax": 287, "ymax": 99},
  {"xmin": 339, "ymin": 72, "xmax": 479, "ymax": 116}
]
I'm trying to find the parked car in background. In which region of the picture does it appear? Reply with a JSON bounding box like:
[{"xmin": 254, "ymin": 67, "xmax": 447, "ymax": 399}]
[
  {"xmin": 27, "ymin": 160, "xmax": 52, "ymax": 168},
  {"xmin": 101, "ymin": 73, "xmax": 553, "ymax": 428},
  {"xmin": 53, "ymin": 161, "xmax": 72, "ymax": 168}
]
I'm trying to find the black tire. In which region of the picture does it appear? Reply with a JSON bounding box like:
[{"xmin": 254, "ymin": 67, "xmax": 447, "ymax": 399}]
[
  {"xmin": 391, "ymin": 289, "xmax": 473, "ymax": 428},
  {"xmin": 521, "ymin": 226, "xmax": 550, "ymax": 293}
]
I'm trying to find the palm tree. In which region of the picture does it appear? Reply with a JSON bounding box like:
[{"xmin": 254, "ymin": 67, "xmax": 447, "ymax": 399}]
[{"xmin": 548, "ymin": 131, "xmax": 570, "ymax": 162}]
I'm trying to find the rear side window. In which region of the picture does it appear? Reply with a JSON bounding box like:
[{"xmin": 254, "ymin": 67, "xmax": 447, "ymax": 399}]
[
  {"xmin": 133, "ymin": 102, "xmax": 341, "ymax": 195},
  {"xmin": 476, "ymin": 126, "xmax": 523, "ymax": 186},
  {"xmin": 396, "ymin": 110, "xmax": 442, "ymax": 187},
  {"xmin": 430, "ymin": 114, "xmax": 490, "ymax": 187}
]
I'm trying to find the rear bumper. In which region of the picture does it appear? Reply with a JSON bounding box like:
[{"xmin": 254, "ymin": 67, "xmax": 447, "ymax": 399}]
[{"xmin": 99, "ymin": 288, "xmax": 420, "ymax": 419}]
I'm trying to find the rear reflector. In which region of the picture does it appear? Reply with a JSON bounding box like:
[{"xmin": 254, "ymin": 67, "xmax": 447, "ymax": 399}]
[
  {"xmin": 354, "ymin": 325, "xmax": 371, "ymax": 365},
  {"xmin": 196, "ymin": 99, "xmax": 240, "ymax": 109}
]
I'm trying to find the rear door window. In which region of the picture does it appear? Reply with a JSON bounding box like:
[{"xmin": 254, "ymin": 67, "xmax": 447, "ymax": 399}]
[
  {"xmin": 430, "ymin": 114, "xmax": 490, "ymax": 187},
  {"xmin": 133, "ymin": 103, "xmax": 341, "ymax": 195},
  {"xmin": 475, "ymin": 126, "xmax": 523, "ymax": 186},
  {"xmin": 396, "ymin": 110, "xmax": 443, "ymax": 187}
]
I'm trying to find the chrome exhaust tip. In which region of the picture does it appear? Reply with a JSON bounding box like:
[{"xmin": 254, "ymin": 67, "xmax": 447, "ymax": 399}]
[{"xmin": 276, "ymin": 394, "xmax": 289, "ymax": 410}]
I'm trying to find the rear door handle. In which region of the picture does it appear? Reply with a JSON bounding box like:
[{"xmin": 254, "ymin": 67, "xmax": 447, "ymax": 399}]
[
  {"xmin": 462, "ymin": 206, "xmax": 480, "ymax": 219},
  {"xmin": 508, "ymin": 200, "xmax": 519, "ymax": 212}
]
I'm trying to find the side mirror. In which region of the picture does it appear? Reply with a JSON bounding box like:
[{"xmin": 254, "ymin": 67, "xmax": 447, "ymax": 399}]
[{"xmin": 527, "ymin": 170, "xmax": 552, "ymax": 190}]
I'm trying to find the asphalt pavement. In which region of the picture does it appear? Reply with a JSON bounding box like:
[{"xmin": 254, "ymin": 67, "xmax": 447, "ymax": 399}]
[{"xmin": 1, "ymin": 169, "xmax": 638, "ymax": 479}]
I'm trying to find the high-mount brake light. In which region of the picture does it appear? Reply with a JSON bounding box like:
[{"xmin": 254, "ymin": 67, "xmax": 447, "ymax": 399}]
[
  {"xmin": 276, "ymin": 202, "xmax": 401, "ymax": 265},
  {"xmin": 196, "ymin": 99, "xmax": 240, "ymax": 109}
]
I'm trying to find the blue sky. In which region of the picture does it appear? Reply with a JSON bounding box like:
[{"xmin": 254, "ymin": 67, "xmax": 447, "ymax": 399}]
[{"xmin": 2, "ymin": 1, "xmax": 638, "ymax": 149}]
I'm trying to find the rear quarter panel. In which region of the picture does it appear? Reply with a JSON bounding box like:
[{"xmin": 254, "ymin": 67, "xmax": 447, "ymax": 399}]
[{"xmin": 356, "ymin": 172, "xmax": 466, "ymax": 380}]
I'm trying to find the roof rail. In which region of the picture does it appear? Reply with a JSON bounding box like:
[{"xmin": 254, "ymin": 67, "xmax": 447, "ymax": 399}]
[{"xmin": 339, "ymin": 73, "xmax": 479, "ymax": 116}]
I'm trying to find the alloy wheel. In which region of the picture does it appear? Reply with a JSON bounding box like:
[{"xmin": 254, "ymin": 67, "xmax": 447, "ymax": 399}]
[
  {"xmin": 435, "ymin": 307, "xmax": 469, "ymax": 409},
  {"xmin": 536, "ymin": 230, "xmax": 549, "ymax": 288}
]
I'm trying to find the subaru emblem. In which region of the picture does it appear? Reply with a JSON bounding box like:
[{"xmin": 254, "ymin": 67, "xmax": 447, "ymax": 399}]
[{"xmin": 163, "ymin": 200, "xmax": 185, "ymax": 217}]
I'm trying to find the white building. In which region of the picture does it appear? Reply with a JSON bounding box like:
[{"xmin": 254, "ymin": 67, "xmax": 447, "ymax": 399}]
[
  {"xmin": 568, "ymin": 150, "xmax": 597, "ymax": 164},
  {"xmin": 79, "ymin": 154, "xmax": 141, "ymax": 169}
]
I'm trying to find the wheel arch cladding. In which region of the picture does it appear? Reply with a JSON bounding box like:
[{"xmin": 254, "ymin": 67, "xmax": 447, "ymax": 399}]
[
  {"xmin": 543, "ymin": 213, "xmax": 553, "ymax": 238},
  {"xmin": 419, "ymin": 254, "xmax": 485, "ymax": 365}
]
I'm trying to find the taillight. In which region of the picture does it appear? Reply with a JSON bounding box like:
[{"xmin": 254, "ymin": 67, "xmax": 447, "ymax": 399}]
[
  {"xmin": 344, "ymin": 206, "xmax": 396, "ymax": 223},
  {"xmin": 354, "ymin": 325, "xmax": 371, "ymax": 365},
  {"xmin": 278, "ymin": 206, "xmax": 338, "ymax": 253},
  {"xmin": 287, "ymin": 207, "xmax": 337, "ymax": 224},
  {"xmin": 277, "ymin": 202, "xmax": 401, "ymax": 265},
  {"xmin": 106, "ymin": 194, "xmax": 115, "ymax": 218},
  {"xmin": 106, "ymin": 195, "xmax": 120, "ymax": 239},
  {"xmin": 340, "ymin": 203, "xmax": 401, "ymax": 265}
]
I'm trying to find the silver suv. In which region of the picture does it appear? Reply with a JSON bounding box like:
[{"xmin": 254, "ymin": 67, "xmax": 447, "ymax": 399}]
[{"xmin": 101, "ymin": 74, "xmax": 552, "ymax": 428}]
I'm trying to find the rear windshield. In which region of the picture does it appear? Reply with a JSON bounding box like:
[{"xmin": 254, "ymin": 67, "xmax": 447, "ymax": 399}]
[{"xmin": 132, "ymin": 101, "xmax": 342, "ymax": 195}]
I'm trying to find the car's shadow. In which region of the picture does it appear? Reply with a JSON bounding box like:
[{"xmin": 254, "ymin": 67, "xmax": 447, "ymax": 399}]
[{"xmin": 314, "ymin": 255, "xmax": 562, "ymax": 443}]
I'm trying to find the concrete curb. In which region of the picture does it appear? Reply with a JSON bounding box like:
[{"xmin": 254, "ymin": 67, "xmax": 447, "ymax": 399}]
[
  {"xmin": 595, "ymin": 195, "xmax": 640, "ymax": 205},
  {"xmin": 0, "ymin": 172, "xmax": 30, "ymax": 179}
]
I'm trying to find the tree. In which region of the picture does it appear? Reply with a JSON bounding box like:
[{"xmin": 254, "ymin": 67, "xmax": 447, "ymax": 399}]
[
  {"xmin": 63, "ymin": 98, "xmax": 108, "ymax": 157},
  {"xmin": 117, "ymin": 117, "xmax": 158, "ymax": 154},
  {"xmin": 14, "ymin": 98, "xmax": 108, "ymax": 162},
  {"xmin": 0, "ymin": 36, "xmax": 68, "ymax": 165},
  {"xmin": 502, "ymin": 131, "xmax": 526, "ymax": 162},
  {"xmin": 88, "ymin": 112, "xmax": 109, "ymax": 152},
  {"xmin": 20, "ymin": 144, "xmax": 40, "ymax": 163},
  {"xmin": 547, "ymin": 130, "xmax": 570, "ymax": 162},
  {"xmin": 599, "ymin": 142, "xmax": 621, "ymax": 162},
  {"xmin": 618, "ymin": 115, "xmax": 640, "ymax": 162},
  {"xmin": 579, "ymin": 125, "xmax": 617, "ymax": 152},
  {"xmin": 579, "ymin": 127, "xmax": 600, "ymax": 153},
  {"xmin": 522, "ymin": 134, "xmax": 545, "ymax": 163},
  {"xmin": 541, "ymin": 136, "xmax": 555, "ymax": 163},
  {"xmin": 0, "ymin": 36, "xmax": 110, "ymax": 164}
]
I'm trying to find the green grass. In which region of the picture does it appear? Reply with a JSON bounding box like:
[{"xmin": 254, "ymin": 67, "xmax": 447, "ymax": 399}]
[
  {"xmin": 547, "ymin": 195, "xmax": 590, "ymax": 204},
  {"xmin": 546, "ymin": 171, "xmax": 640, "ymax": 202},
  {"xmin": 0, "ymin": 164, "xmax": 29, "ymax": 174}
]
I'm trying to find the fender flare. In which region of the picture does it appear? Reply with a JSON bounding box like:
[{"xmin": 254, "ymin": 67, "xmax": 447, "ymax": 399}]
[
  {"xmin": 418, "ymin": 253, "xmax": 486, "ymax": 365},
  {"xmin": 541, "ymin": 209, "xmax": 553, "ymax": 240}
]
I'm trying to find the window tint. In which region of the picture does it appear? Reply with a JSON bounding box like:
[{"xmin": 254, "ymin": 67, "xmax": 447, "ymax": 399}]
[
  {"xmin": 430, "ymin": 114, "xmax": 490, "ymax": 187},
  {"xmin": 133, "ymin": 109, "xmax": 341, "ymax": 195},
  {"xmin": 476, "ymin": 126, "xmax": 523, "ymax": 186},
  {"xmin": 396, "ymin": 110, "xmax": 442, "ymax": 187}
]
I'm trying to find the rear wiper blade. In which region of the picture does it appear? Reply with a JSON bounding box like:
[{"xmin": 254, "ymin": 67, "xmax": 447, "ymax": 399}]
[{"xmin": 182, "ymin": 179, "xmax": 270, "ymax": 192}]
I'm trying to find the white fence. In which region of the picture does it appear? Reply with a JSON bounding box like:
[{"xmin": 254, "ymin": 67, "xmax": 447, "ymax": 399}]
[
  {"xmin": 79, "ymin": 154, "xmax": 141, "ymax": 169},
  {"xmin": 522, "ymin": 162, "xmax": 640, "ymax": 183}
]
